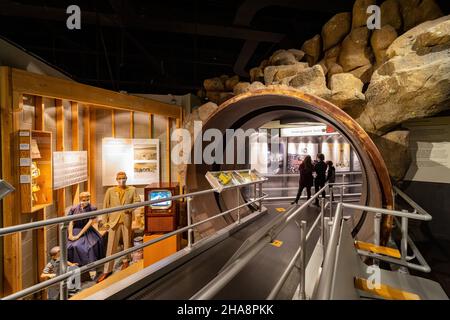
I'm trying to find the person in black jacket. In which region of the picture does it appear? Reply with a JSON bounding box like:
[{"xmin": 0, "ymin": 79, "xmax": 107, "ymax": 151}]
[
  {"xmin": 326, "ymin": 161, "xmax": 336, "ymax": 202},
  {"xmin": 314, "ymin": 153, "xmax": 327, "ymax": 206},
  {"xmin": 291, "ymin": 155, "xmax": 314, "ymax": 205}
]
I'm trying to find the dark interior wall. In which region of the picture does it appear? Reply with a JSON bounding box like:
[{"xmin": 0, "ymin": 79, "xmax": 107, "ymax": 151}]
[
  {"xmin": 401, "ymin": 116, "xmax": 450, "ymax": 241},
  {"xmin": 401, "ymin": 181, "xmax": 450, "ymax": 241}
]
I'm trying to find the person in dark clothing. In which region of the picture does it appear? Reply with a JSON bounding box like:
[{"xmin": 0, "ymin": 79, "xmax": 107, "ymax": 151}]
[
  {"xmin": 326, "ymin": 160, "xmax": 336, "ymax": 202},
  {"xmin": 314, "ymin": 153, "xmax": 327, "ymax": 206},
  {"xmin": 291, "ymin": 155, "xmax": 314, "ymax": 205}
]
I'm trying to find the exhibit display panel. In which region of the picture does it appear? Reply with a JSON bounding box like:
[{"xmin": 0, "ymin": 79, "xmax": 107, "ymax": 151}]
[
  {"xmin": 321, "ymin": 139, "xmax": 351, "ymax": 172},
  {"xmin": 287, "ymin": 139, "xmax": 319, "ymax": 173},
  {"xmin": 53, "ymin": 151, "xmax": 88, "ymax": 189},
  {"xmin": 353, "ymin": 150, "xmax": 361, "ymax": 172},
  {"xmin": 0, "ymin": 67, "xmax": 182, "ymax": 296},
  {"xmin": 252, "ymin": 126, "xmax": 354, "ymax": 174},
  {"xmin": 102, "ymin": 138, "xmax": 160, "ymax": 186},
  {"xmin": 18, "ymin": 129, "xmax": 53, "ymax": 213},
  {"xmin": 205, "ymin": 169, "xmax": 267, "ymax": 192}
]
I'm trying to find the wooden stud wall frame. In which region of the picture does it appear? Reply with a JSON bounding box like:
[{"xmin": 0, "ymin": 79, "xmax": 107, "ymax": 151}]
[
  {"xmin": 1, "ymin": 66, "xmax": 183, "ymax": 295},
  {"xmin": 18, "ymin": 130, "xmax": 53, "ymax": 213}
]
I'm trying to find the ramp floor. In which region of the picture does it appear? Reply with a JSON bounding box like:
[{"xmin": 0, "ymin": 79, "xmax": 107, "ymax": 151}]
[{"xmin": 127, "ymin": 200, "xmax": 322, "ymax": 300}]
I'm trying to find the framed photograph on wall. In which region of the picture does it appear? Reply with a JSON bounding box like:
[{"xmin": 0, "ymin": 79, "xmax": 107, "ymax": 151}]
[{"xmin": 102, "ymin": 138, "xmax": 160, "ymax": 186}]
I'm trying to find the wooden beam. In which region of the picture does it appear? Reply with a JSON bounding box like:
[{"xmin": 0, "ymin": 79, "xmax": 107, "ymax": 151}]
[
  {"xmin": 34, "ymin": 95, "xmax": 47, "ymax": 299},
  {"xmin": 71, "ymin": 102, "xmax": 80, "ymax": 204},
  {"xmin": 83, "ymin": 106, "xmax": 90, "ymax": 193},
  {"xmin": 11, "ymin": 68, "xmax": 181, "ymax": 119},
  {"xmin": 0, "ymin": 67, "xmax": 22, "ymax": 296},
  {"xmin": 55, "ymin": 99, "xmax": 65, "ymax": 217},
  {"xmin": 149, "ymin": 114, "xmax": 153, "ymax": 139},
  {"xmin": 34, "ymin": 96, "xmax": 45, "ymax": 131},
  {"xmin": 176, "ymin": 117, "xmax": 182, "ymax": 195},
  {"xmin": 89, "ymin": 108, "xmax": 97, "ymax": 205},
  {"xmin": 111, "ymin": 110, "xmax": 116, "ymax": 138},
  {"xmin": 56, "ymin": 99, "xmax": 64, "ymax": 151},
  {"xmin": 71, "ymin": 102, "xmax": 79, "ymax": 150},
  {"xmin": 130, "ymin": 112, "xmax": 134, "ymax": 139},
  {"xmin": 166, "ymin": 118, "xmax": 172, "ymax": 183}
]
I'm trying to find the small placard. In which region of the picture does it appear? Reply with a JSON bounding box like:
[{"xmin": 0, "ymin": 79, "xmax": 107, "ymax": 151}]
[
  {"xmin": 270, "ymin": 240, "xmax": 284, "ymax": 248},
  {"xmin": 19, "ymin": 143, "xmax": 30, "ymax": 150},
  {"xmin": 19, "ymin": 131, "xmax": 30, "ymax": 137},
  {"xmin": 20, "ymin": 158, "xmax": 31, "ymax": 167},
  {"xmin": 20, "ymin": 175, "xmax": 31, "ymax": 184}
]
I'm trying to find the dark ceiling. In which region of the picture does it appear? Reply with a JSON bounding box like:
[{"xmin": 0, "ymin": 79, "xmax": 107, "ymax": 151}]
[{"xmin": 0, "ymin": 0, "xmax": 449, "ymax": 95}]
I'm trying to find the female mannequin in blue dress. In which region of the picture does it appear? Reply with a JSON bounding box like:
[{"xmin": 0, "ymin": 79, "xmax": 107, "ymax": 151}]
[{"xmin": 67, "ymin": 192, "xmax": 104, "ymax": 271}]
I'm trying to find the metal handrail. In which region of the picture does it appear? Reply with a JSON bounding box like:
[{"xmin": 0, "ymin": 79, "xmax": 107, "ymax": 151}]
[
  {"xmin": 267, "ymin": 202, "xmax": 323, "ymax": 300},
  {"xmin": 264, "ymin": 182, "xmax": 363, "ymax": 299},
  {"xmin": 315, "ymin": 203, "xmax": 344, "ymax": 300},
  {"xmin": 189, "ymin": 183, "xmax": 330, "ymax": 300},
  {"xmin": 0, "ymin": 188, "xmax": 216, "ymax": 237},
  {"xmin": 263, "ymin": 184, "xmax": 362, "ymax": 191},
  {"xmin": 341, "ymin": 203, "xmax": 432, "ymax": 221},
  {"xmin": 393, "ymin": 186, "xmax": 430, "ymax": 218},
  {"xmin": 0, "ymin": 181, "xmax": 267, "ymax": 300},
  {"xmin": 262, "ymin": 171, "xmax": 362, "ymax": 178},
  {"xmin": 316, "ymin": 200, "xmax": 433, "ymax": 299}
]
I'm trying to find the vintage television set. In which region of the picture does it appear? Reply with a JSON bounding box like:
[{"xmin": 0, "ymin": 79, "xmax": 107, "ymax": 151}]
[{"xmin": 144, "ymin": 183, "xmax": 179, "ymax": 233}]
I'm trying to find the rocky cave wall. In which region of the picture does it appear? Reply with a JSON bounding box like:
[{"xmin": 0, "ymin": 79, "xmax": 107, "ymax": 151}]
[{"xmin": 184, "ymin": 0, "xmax": 450, "ymax": 184}]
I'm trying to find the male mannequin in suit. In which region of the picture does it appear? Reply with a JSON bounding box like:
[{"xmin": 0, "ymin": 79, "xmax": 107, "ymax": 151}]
[{"xmin": 97, "ymin": 171, "xmax": 140, "ymax": 283}]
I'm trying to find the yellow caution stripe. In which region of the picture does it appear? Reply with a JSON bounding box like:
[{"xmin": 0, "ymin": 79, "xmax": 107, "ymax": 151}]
[
  {"xmin": 275, "ymin": 208, "xmax": 286, "ymax": 212},
  {"xmin": 354, "ymin": 277, "xmax": 421, "ymax": 300},
  {"xmin": 355, "ymin": 241, "xmax": 401, "ymax": 258},
  {"xmin": 271, "ymin": 240, "xmax": 283, "ymax": 247}
]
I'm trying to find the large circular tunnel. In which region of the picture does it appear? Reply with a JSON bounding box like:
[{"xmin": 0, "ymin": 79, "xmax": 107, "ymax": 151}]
[{"xmin": 185, "ymin": 87, "xmax": 393, "ymax": 243}]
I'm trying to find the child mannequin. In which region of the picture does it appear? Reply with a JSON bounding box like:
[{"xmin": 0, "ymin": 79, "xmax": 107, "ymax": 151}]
[{"xmin": 41, "ymin": 246, "xmax": 77, "ymax": 300}]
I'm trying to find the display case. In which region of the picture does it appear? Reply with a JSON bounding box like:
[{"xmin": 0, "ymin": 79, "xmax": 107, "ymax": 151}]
[
  {"xmin": 205, "ymin": 169, "xmax": 267, "ymax": 192},
  {"xmin": 144, "ymin": 182, "xmax": 179, "ymax": 233},
  {"xmin": 18, "ymin": 130, "xmax": 53, "ymax": 213}
]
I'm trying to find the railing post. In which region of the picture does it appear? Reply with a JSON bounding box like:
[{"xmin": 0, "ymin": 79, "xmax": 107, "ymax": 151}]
[
  {"xmin": 329, "ymin": 185, "xmax": 333, "ymax": 219},
  {"xmin": 237, "ymin": 187, "xmax": 241, "ymax": 224},
  {"xmin": 393, "ymin": 190, "xmax": 396, "ymax": 211},
  {"xmin": 323, "ymin": 216, "xmax": 330, "ymax": 249},
  {"xmin": 299, "ymin": 220, "xmax": 307, "ymax": 300},
  {"xmin": 187, "ymin": 197, "xmax": 193, "ymax": 249},
  {"xmin": 401, "ymin": 210, "xmax": 409, "ymax": 262},
  {"xmin": 328, "ymin": 220, "xmax": 334, "ymax": 243},
  {"xmin": 258, "ymin": 183, "xmax": 263, "ymax": 212},
  {"xmin": 59, "ymin": 222, "xmax": 69, "ymax": 300},
  {"xmin": 373, "ymin": 212, "xmax": 382, "ymax": 266},
  {"xmin": 320, "ymin": 198, "xmax": 325, "ymax": 246},
  {"xmin": 374, "ymin": 213, "xmax": 382, "ymax": 246}
]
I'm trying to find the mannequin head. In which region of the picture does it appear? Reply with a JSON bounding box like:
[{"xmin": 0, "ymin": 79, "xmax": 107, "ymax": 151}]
[
  {"xmin": 116, "ymin": 172, "xmax": 128, "ymax": 188},
  {"xmin": 79, "ymin": 192, "xmax": 91, "ymax": 208},
  {"xmin": 50, "ymin": 246, "xmax": 60, "ymax": 260}
]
